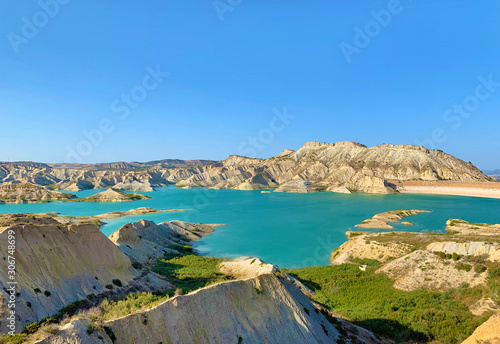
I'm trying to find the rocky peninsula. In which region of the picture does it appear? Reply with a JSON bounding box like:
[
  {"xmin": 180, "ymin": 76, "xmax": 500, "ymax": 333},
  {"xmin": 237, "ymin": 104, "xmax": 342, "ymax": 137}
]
[
  {"xmin": 73, "ymin": 188, "xmax": 150, "ymax": 202},
  {"xmin": 0, "ymin": 183, "xmax": 76, "ymax": 204},
  {"xmin": 355, "ymin": 209, "xmax": 431, "ymax": 229}
]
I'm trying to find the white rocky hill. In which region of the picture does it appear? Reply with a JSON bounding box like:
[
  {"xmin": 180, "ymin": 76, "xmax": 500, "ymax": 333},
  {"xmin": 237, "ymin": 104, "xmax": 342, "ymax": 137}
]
[{"xmin": 0, "ymin": 141, "xmax": 494, "ymax": 194}]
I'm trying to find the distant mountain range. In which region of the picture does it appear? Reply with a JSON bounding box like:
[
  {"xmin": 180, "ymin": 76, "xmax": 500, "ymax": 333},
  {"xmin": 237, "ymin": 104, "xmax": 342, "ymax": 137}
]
[
  {"xmin": 0, "ymin": 141, "xmax": 495, "ymax": 194},
  {"xmin": 0, "ymin": 159, "xmax": 215, "ymax": 171},
  {"xmin": 484, "ymin": 169, "xmax": 500, "ymax": 176}
]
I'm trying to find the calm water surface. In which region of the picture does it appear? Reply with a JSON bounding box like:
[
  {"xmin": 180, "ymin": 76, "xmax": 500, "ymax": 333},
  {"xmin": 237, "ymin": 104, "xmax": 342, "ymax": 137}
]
[{"xmin": 1, "ymin": 187, "xmax": 499, "ymax": 268}]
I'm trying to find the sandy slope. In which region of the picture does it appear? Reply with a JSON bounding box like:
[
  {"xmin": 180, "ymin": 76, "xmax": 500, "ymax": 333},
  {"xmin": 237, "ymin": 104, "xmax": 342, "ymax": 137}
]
[{"xmin": 390, "ymin": 180, "xmax": 500, "ymax": 199}]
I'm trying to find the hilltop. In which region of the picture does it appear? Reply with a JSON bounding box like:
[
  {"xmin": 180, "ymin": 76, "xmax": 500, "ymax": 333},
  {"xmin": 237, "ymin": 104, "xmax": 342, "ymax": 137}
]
[{"xmin": 0, "ymin": 183, "xmax": 76, "ymax": 204}]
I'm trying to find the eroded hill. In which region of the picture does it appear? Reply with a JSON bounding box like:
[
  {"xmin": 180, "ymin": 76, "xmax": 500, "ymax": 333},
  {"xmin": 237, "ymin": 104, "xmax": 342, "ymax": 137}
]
[{"xmin": 0, "ymin": 141, "xmax": 494, "ymax": 194}]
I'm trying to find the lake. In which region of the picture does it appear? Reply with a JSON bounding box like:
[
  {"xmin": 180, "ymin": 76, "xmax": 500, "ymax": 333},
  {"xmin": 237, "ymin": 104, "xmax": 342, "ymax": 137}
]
[{"xmin": 1, "ymin": 186, "xmax": 499, "ymax": 268}]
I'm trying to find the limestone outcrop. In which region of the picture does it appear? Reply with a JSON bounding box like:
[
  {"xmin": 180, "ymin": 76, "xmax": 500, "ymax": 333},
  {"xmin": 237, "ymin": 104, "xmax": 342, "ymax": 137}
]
[
  {"xmin": 219, "ymin": 257, "xmax": 278, "ymax": 278},
  {"xmin": 109, "ymin": 220, "xmax": 218, "ymax": 264},
  {"xmin": 427, "ymin": 241, "xmax": 500, "ymax": 262},
  {"xmin": 0, "ymin": 214, "xmax": 138, "ymax": 331},
  {"xmin": 331, "ymin": 231, "xmax": 415, "ymax": 265},
  {"xmin": 377, "ymin": 250, "xmax": 488, "ymax": 291}
]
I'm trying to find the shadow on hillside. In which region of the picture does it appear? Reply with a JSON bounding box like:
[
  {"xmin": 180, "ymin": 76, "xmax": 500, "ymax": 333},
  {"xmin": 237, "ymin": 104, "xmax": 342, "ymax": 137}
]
[
  {"xmin": 286, "ymin": 273, "xmax": 322, "ymax": 290},
  {"xmin": 354, "ymin": 318, "xmax": 428, "ymax": 343}
]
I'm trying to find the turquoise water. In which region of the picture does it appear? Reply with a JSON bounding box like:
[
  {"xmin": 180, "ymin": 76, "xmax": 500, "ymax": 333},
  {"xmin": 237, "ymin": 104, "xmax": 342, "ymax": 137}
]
[{"xmin": 1, "ymin": 187, "xmax": 499, "ymax": 268}]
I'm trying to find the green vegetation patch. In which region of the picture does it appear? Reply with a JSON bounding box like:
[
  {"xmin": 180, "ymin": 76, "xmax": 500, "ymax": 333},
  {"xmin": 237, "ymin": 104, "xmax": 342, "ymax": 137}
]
[
  {"xmin": 166, "ymin": 243, "xmax": 194, "ymax": 256},
  {"xmin": 153, "ymin": 254, "xmax": 232, "ymax": 294},
  {"xmin": 288, "ymin": 263, "xmax": 491, "ymax": 344},
  {"xmin": 100, "ymin": 292, "xmax": 170, "ymax": 321}
]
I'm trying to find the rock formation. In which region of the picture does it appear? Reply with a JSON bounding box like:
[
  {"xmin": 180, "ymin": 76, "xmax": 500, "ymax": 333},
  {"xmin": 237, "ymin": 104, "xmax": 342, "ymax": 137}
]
[
  {"xmin": 446, "ymin": 218, "xmax": 500, "ymax": 236},
  {"xmin": 331, "ymin": 218, "xmax": 500, "ymax": 294},
  {"xmin": 0, "ymin": 183, "xmax": 76, "ymax": 204},
  {"xmin": 355, "ymin": 209, "xmax": 430, "ymax": 229},
  {"xmin": 76, "ymin": 188, "xmax": 150, "ymax": 202},
  {"xmin": 0, "ymin": 214, "xmax": 138, "ymax": 331},
  {"xmin": 109, "ymin": 220, "xmax": 219, "ymax": 265},
  {"xmin": 377, "ymin": 250, "xmax": 488, "ymax": 291},
  {"xmin": 0, "ymin": 141, "xmax": 495, "ymax": 194}
]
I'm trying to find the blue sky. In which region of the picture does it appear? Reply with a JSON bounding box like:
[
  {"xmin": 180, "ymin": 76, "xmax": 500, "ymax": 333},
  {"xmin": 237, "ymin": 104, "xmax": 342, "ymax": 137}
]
[{"xmin": 0, "ymin": 0, "xmax": 499, "ymax": 169}]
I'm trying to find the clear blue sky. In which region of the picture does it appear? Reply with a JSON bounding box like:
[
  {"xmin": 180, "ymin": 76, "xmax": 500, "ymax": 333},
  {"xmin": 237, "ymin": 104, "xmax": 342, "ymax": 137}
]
[{"xmin": 1, "ymin": 0, "xmax": 499, "ymax": 169}]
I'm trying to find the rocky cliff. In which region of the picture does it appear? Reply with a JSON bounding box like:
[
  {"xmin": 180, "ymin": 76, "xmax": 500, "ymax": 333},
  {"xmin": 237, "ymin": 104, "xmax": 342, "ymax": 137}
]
[
  {"xmin": 0, "ymin": 214, "xmax": 140, "ymax": 332},
  {"xmin": 0, "ymin": 141, "xmax": 494, "ymax": 194},
  {"xmin": 109, "ymin": 220, "xmax": 217, "ymax": 265}
]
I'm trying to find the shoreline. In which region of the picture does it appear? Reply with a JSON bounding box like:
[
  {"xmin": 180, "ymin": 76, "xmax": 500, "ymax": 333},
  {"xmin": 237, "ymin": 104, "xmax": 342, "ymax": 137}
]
[{"xmin": 389, "ymin": 180, "xmax": 500, "ymax": 199}]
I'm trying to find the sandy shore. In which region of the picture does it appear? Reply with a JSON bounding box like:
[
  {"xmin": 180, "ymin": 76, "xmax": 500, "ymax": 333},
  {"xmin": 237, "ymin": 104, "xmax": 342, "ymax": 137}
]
[{"xmin": 388, "ymin": 180, "xmax": 500, "ymax": 199}]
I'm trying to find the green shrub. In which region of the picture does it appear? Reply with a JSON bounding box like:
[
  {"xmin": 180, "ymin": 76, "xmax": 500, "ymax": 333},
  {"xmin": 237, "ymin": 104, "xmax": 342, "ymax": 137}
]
[
  {"xmin": 474, "ymin": 265, "xmax": 487, "ymax": 273},
  {"xmin": 487, "ymin": 267, "xmax": 500, "ymax": 290},
  {"xmin": 132, "ymin": 261, "xmax": 142, "ymax": 269},
  {"xmin": 33, "ymin": 288, "xmax": 41, "ymax": 294},
  {"xmin": 43, "ymin": 290, "xmax": 51, "ymax": 297},
  {"xmin": 0, "ymin": 334, "xmax": 27, "ymax": 343},
  {"xmin": 452, "ymin": 253, "xmax": 461, "ymax": 261},
  {"xmin": 100, "ymin": 292, "xmax": 169, "ymax": 320},
  {"xmin": 112, "ymin": 279, "xmax": 122, "ymax": 287},
  {"xmin": 488, "ymin": 267, "xmax": 500, "ymax": 278},
  {"xmin": 456, "ymin": 263, "xmax": 472, "ymax": 272},
  {"xmin": 349, "ymin": 257, "xmax": 381, "ymax": 267},
  {"xmin": 105, "ymin": 284, "xmax": 114, "ymax": 290},
  {"xmin": 23, "ymin": 322, "xmax": 41, "ymax": 334},
  {"xmin": 153, "ymin": 255, "xmax": 231, "ymax": 294},
  {"xmin": 86, "ymin": 322, "xmax": 99, "ymax": 335}
]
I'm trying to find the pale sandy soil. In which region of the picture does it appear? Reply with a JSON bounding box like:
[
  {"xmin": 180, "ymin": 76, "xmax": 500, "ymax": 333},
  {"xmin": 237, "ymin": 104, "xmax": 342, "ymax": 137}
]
[{"xmin": 388, "ymin": 180, "xmax": 500, "ymax": 199}]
